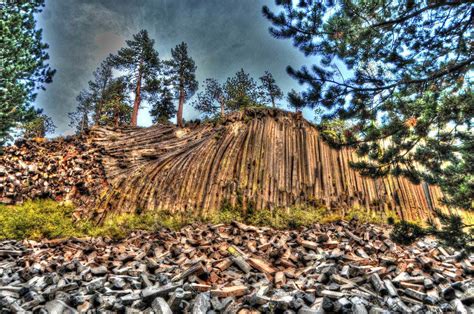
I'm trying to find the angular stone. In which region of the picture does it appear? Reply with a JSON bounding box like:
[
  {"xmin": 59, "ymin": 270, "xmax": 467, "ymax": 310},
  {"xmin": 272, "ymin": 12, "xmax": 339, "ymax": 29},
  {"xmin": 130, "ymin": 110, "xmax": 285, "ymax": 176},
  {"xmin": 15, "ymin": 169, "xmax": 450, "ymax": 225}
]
[
  {"xmin": 210, "ymin": 286, "xmax": 248, "ymax": 298},
  {"xmin": 151, "ymin": 297, "xmax": 172, "ymax": 314}
]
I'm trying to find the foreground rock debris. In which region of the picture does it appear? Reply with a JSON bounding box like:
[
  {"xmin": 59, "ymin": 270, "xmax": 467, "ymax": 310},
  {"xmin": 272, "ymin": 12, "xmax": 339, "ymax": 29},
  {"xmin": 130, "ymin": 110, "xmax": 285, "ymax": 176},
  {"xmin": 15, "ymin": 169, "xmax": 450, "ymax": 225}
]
[{"xmin": 0, "ymin": 221, "xmax": 473, "ymax": 313}]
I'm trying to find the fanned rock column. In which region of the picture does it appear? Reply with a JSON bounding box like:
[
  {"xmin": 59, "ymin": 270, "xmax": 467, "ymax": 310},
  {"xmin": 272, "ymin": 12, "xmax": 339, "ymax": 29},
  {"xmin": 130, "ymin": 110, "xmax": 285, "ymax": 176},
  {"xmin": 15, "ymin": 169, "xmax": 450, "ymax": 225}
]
[{"xmin": 90, "ymin": 108, "xmax": 445, "ymax": 222}]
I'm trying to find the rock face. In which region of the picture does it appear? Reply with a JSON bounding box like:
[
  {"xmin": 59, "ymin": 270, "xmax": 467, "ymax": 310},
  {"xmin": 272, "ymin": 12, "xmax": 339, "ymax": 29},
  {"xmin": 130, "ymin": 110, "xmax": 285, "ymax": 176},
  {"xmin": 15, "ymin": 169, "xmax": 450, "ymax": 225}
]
[
  {"xmin": 90, "ymin": 108, "xmax": 444, "ymax": 221},
  {"xmin": 0, "ymin": 108, "xmax": 446, "ymax": 221}
]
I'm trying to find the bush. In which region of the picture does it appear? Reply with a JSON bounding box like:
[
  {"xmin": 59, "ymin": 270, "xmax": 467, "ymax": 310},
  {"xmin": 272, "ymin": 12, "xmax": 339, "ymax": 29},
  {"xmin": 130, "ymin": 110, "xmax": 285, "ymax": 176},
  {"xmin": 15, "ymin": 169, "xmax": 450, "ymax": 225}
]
[{"xmin": 390, "ymin": 220, "xmax": 427, "ymax": 245}]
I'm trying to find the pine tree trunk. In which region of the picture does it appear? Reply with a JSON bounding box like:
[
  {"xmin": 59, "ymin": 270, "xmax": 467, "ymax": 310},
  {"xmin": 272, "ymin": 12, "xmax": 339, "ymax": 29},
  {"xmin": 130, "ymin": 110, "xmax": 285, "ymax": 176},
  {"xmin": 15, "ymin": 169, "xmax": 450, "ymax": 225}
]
[
  {"xmin": 220, "ymin": 99, "xmax": 225, "ymax": 118},
  {"xmin": 177, "ymin": 87, "xmax": 185, "ymax": 128},
  {"xmin": 271, "ymin": 96, "xmax": 275, "ymax": 108},
  {"xmin": 94, "ymin": 103, "xmax": 102, "ymax": 126},
  {"xmin": 131, "ymin": 70, "xmax": 142, "ymax": 127},
  {"xmin": 81, "ymin": 113, "xmax": 87, "ymax": 133},
  {"xmin": 114, "ymin": 108, "xmax": 119, "ymax": 128}
]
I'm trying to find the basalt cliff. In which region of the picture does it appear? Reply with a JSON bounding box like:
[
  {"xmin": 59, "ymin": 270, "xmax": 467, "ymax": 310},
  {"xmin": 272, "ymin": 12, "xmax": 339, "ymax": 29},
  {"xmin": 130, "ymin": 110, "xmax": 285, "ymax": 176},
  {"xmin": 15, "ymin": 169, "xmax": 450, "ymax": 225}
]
[{"xmin": 0, "ymin": 108, "xmax": 445, "ymax": 221}]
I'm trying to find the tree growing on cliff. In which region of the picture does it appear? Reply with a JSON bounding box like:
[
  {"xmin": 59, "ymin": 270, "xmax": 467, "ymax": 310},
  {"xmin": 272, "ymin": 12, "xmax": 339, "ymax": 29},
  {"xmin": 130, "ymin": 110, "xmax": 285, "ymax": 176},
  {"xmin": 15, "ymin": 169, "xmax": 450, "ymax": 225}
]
[
  {"xmin": 1, "ymin": 0, "xmax": 55, "ymax": 146},
  {"xmin": 108, "ymin": 30, "xmax": 161, "ymax": 126},
  {"xmin": 193, "ymin": 78, "xmax": 226, "ymax": 119},
  {"xmin": 287, "ymin": 89, "xmax": 305, "ymax": 113},
  {"xmin": 259, "ymin": 71, "xmax": 283, "ymax": 108},
  {"xmin": 88, "ymin": 61, "xmax": 114, "ymax": 125},
  {"xmin": 149, "ymin": 79, "xmax": 177, "ymax": 124},
  {"xmin": 224, "ymin": 69, "xmax": 260, "ymax": 111},
  {"xmin": 69, "ymin": 63, "xmax": 133, "ymax": 130},
  {"xmin": 165, "ymin": 42, "xmax": 198, "ymax": 128},
  {"xmin": 99, "ymin": 78, "xmax": 132, "ymax": 128},
  {"xmin": 21, "ymin": 108, "xmax": 56, "ymax": 139},
  {"xmin": 263, "ymin": 1, "xmax": 473, "ymax": 209},
  {"xmin": 70, "ymin": 61, "xmax": 114, "ymax": 130},
  {"xmin": 69, "ymin": 92, "xmax": 93, "ymax": 134}
]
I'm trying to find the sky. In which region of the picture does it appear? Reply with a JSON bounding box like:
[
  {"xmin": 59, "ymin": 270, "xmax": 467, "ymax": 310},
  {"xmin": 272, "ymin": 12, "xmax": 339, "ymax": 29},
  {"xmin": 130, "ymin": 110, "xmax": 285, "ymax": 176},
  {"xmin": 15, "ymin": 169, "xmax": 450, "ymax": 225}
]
[{"xmin": 35, "ymin": 0, "xmax": 316, "ymax": 136}]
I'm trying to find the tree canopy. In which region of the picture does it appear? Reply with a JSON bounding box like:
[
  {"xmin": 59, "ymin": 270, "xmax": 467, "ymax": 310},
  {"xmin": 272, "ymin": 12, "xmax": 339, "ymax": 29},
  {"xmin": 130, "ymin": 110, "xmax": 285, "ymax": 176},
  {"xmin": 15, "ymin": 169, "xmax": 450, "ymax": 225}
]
[
  {"xmin": 193, "ymin": 69, "xmax": 284, "ymax": 119},
  {"xmin": 224, "ymin": 69, "xmax": 260, "ymax": 111},
  {"xmin": 192, "ymin": 78, "xmax": 226, "ymax": 119},
  {"xmin": 21, "ymin": 108, "xmax": 56, "ymax": 139},
  {"xmin": 69, "ymin": 62, "xmax": 132, "ymax": 132},
  {"xmin": 1, "ymin": 0, "xmax": 55, "ymax": 146},
  {"xmin": 263, "ymin": 0, "xmax": 473, "ymax": 208}
]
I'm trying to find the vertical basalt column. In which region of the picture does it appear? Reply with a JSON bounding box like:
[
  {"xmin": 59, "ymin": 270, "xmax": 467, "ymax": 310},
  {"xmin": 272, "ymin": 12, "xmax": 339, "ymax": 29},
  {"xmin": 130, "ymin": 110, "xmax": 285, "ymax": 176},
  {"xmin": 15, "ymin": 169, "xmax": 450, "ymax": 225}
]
[{"xmin": 90, "ymin": 109, "xmax": 445, "ymax": 221}]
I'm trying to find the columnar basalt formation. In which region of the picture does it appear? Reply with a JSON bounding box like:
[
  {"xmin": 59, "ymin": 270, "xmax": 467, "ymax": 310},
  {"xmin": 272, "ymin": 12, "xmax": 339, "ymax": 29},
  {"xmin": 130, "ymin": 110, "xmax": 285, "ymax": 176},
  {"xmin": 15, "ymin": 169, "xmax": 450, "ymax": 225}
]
[{"xmin": 90, "ymin": 108, "xmax": 444, "ymax": 221}]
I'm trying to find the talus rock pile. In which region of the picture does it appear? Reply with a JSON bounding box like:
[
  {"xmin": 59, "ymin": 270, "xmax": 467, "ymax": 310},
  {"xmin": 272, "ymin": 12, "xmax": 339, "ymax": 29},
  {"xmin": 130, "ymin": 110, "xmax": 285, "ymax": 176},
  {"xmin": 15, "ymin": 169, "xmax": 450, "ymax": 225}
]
[{"xmin": 1, "ymin": 220, "xmax": 472, "ymax": 313}]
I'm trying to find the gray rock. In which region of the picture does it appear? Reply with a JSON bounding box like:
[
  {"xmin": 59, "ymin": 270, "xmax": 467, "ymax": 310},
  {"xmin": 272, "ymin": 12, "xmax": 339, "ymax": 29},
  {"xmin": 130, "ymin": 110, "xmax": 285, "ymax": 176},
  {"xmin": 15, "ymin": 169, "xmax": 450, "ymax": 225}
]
[{"xmin": 150, "ymin": 297, "xmax": 172, "ymax": 314}]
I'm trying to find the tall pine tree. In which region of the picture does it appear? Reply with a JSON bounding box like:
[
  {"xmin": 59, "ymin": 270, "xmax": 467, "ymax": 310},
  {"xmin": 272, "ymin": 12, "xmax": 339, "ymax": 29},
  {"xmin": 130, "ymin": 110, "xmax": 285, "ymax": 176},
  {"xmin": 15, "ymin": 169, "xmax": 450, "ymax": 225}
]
[
  {"xmin": 165, "ymin": 42, "xmax": 198, "ymax": 128},
  {"xmin": 263, "ymin": 1, "xmax": 473, "ymax": 209},
  {"xmin": 1, "ymin": 0, "xmax": 55, "ymax": 146},
  {"xmin": 108, "ymin": 30, "xmax": 160, "ymax": 126}
]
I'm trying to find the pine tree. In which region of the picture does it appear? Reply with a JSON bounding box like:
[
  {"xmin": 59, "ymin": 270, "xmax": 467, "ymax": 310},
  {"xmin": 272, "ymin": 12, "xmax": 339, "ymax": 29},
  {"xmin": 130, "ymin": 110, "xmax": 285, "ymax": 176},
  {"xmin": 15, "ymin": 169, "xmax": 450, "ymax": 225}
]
[
  {"xmin": 258, "ymin": 71, "xmax": 283, "ymax": 108},
  {"xmin": 224, "ymin": 69, "xmax": 260, "ymax": 111},
  {"xmin": 89, "ymin": 61, "xmax": 113, "ymax": 125},
  {"xmin": 99, "ymin": 78, "xmax": 132, "ymax": 128},
  {"xmin": 1, "ymin": 0, "xmax": 55, "ymax": 146},
  {"xmin": 149, "ymin": 80, "xmax": 177, "ymax": 124},
  {"xmin": 69, "ymin": 61, "xmax": 113, "ymax": 131},
  {"xmin": 69, "ymin": 91, "xmax": 93, "ymax": 134},
  {"xmin": 108, "ymin": 30, "xmax": 160, "ymax": 126},
  {"xmin": 21, "ymin": 108, "xmax": 55, "ymax": 139},
  {"xmin": 165, "ymin": 42, "xmax": 198, "ymax": 128},
  {"xmin": 192, "ymin": 78, "xmax": 226, "ymax": 119},
  {"xmin": 287, "ymin": 89, "xmax": 305, "ymax": 113},
  {"xmin": 69, "ymin": 61, "xmax": 133, "ymax": 130},
  {"xmin": 263, "ymin": 1, "xmax": 473, "ymax": 209}
]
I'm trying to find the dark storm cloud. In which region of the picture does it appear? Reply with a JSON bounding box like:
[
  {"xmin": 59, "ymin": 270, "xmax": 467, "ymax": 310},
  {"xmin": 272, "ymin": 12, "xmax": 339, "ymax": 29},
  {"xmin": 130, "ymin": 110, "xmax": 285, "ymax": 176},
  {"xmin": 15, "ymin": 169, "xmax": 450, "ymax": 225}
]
[{"xmin": 36, "ymin": 0, "xmax": 311, "ymax": 135}]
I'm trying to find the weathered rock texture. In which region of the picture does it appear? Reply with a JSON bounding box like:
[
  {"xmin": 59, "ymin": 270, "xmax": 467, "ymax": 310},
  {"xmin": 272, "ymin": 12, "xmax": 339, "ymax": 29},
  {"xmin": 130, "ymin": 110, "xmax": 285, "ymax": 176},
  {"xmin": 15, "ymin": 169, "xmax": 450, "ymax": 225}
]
[
  {"xmin": 1, "ymin": 221, "xmax": 473, "ymax": 313},
  {"xmin": 90, "ymin": 108, "xmax": 444, "ymax": 221},
  {"xmin": 0, "ymin": 136, "xmax": 106, "ymax": 209}
]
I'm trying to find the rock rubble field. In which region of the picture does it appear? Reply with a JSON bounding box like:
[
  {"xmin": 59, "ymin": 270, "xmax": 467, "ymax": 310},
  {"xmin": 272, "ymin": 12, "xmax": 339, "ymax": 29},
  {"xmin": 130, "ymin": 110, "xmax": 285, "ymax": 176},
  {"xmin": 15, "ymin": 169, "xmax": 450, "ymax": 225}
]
[{"xmin": 0, "ymin": 220, "xmax": 472, "ymax": 313}]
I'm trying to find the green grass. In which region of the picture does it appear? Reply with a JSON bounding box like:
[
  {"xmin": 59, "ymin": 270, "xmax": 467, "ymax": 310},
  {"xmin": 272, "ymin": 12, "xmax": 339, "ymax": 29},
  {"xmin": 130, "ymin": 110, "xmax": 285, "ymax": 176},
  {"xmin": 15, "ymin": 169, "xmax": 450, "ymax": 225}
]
[
  {"xmin": 0, "ymin": 198, "xmax": 426, "ymax": 241},
  {"xmin": 0, "ymin": 200, "xmax": 185, "ymax": 240},
  {"xmin": 0, "ymin": 199, "xmax": 79, "ymax": 240}
]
